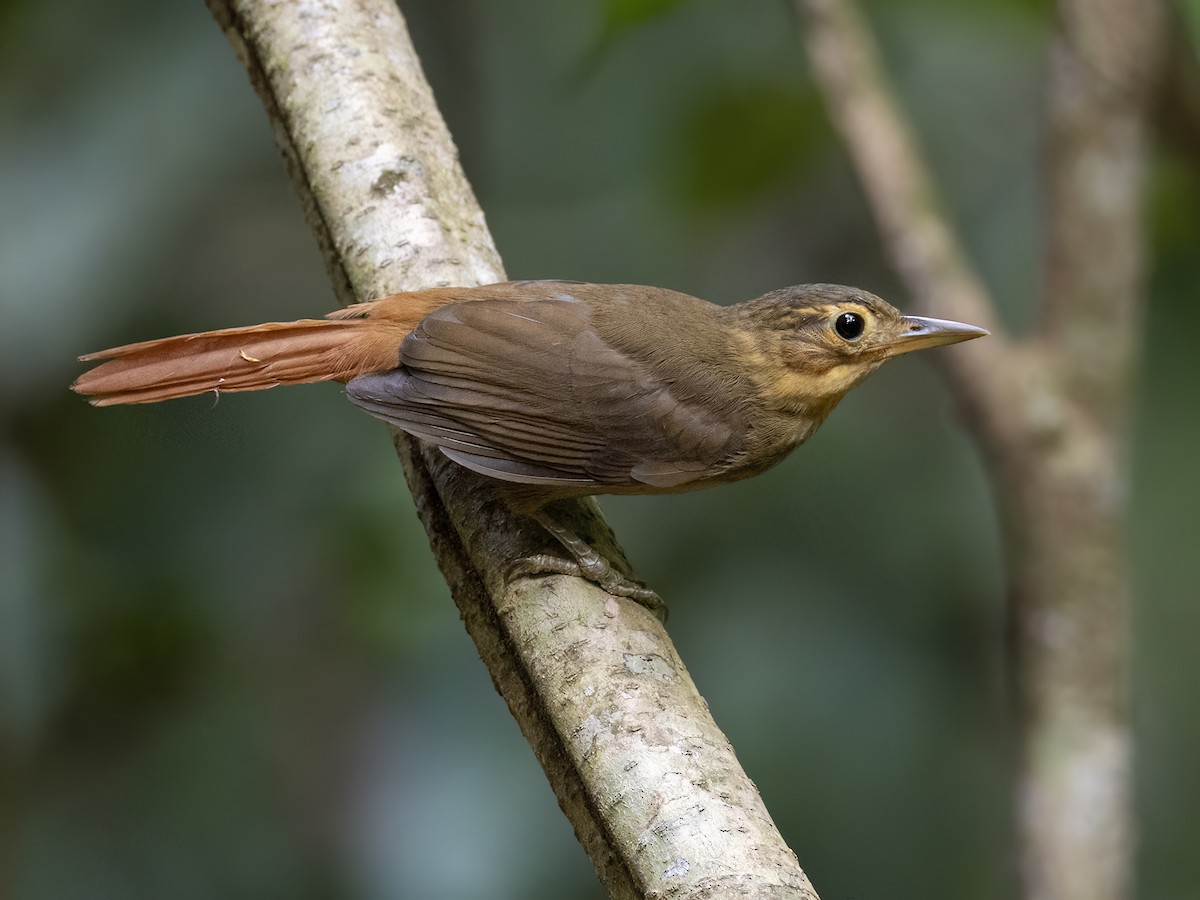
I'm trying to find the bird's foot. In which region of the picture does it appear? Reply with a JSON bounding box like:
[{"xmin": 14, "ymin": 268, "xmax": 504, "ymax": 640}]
[{"xmin": 508, "ymin": 553, "xmax": 668, "ymax": 623}]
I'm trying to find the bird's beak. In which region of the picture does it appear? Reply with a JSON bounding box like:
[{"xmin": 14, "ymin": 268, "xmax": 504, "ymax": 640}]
[{"xmin": 886, "ymin": 316, "xmax": 989, "ymax": 357}]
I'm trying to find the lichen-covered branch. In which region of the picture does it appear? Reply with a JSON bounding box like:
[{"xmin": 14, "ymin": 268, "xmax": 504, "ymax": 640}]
[
  {"xmin": 205, "ymin": 1, "xmax": 820, "ymax": 897},
  {"xmin": 795, "ymin": 2, "xmax": 1164, "ymax": 900}
]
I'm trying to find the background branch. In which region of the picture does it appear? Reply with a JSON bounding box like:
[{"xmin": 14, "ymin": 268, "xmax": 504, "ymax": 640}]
[
  {"xmin": 794, "ymin": 0, "xmax": 1020, "ymax": 473},
  {"xmin": 206, "ymin": 1, "xmax": 819, "ymax": 897},
  {"xmin": 1043, "ymin": 0, "xmax": 1163, "ymax": 426},
  {"xmin": 796, "ymin": 1, "xmax": 1164, "ymax": 899}
]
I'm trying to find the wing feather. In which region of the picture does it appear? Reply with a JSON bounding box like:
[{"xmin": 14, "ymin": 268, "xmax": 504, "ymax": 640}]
[{"xmin": 345, "ymin": 297, "xmax": 739, "ymax": 489}]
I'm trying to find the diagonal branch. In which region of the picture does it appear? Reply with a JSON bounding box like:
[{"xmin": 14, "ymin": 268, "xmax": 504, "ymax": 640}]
[
  {"xmin": 206, "ymin": 1, "xmax": 820, "ymax": 897},
  {"xmin": 795, "ymin": 0, "xmax": 1021, "ymax": 468},
  {"xmin": 798, "ymin": 0, "xmax": 996, "ymax": 331}
]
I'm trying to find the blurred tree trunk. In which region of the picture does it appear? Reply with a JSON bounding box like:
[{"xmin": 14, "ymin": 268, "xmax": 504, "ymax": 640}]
[
  {"xmin": 796, "ymin": 1, "xmax": 1164, "ymax": 899},
  {"xmin": 205, "ymin": 1, "xmax": 821, "ymax": 897}
]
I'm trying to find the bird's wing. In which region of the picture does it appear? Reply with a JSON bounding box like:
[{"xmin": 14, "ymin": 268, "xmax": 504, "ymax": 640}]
[{"xmin": 345, "ymin": 298, "xmax": 738, "ymax": 488}]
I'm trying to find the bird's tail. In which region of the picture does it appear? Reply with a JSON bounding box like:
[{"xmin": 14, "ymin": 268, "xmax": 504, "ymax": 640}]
[{"xmin": 71, "ymin": 291, "xmax": 452, "ymax": 406}]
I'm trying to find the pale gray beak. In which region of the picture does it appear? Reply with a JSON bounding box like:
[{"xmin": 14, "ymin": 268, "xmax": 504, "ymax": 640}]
[{"xmin": 887, "ymin": 315, "xmax": 989, "ymax": 356}]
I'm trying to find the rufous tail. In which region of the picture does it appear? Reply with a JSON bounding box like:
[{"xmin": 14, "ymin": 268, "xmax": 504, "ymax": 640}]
[{"xmin": 72, "ymin": 291, "xmax": 453, "ymax": 406}]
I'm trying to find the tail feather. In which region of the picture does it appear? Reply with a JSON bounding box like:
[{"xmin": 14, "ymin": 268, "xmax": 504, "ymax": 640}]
[
  {"xmin": 73, "ymin": 314, "xmax": 413, "ymax": 407},
  {"xmin": 72, "ymin": 287, "xmax": 484, "ymax": 406}
]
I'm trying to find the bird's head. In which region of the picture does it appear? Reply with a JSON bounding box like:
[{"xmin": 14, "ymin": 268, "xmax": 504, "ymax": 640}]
[{"xmin": 731, "ymin": 283, "xmax": 987, "ymax": 414}]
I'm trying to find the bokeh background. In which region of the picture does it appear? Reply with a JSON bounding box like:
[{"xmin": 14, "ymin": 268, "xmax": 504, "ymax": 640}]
[{"xmin": 2, "ymin": 0, "xmax": 1197, "ymax": 897}]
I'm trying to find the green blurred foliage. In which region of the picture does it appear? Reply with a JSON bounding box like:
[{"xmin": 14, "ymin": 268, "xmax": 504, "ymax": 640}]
[
  {"xmin": 1180, "ymin": 0, "xmax": 1200, "ymax": 48},
  {"xmin": 602, "ymin": 0, "xmax": 693, "ymax": 33},
  {"xmin": 670, "ymin": 80, "xmax": 828, "ymax": 210},
  {"xmin": 1, "ymin": 0, "xmax": 1196, "ymax": 899}
]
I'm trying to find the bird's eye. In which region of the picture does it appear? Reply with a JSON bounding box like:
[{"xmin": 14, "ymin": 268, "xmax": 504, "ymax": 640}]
[{"xmin": 834, "ymin": 311, "xmax": 865, "ymax": 341}]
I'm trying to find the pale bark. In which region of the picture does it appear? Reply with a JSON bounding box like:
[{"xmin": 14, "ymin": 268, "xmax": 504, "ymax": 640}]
[
  {"xmin": 795, "ymin": 2, "xmax": 1164, "ymax": 899},
  {"xmin": 205, "ymin": 1, "xmax": 819, "ymax": 897}
]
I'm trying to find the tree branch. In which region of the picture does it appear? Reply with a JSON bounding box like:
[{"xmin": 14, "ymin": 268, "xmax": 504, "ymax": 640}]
[
  {"xmin": 1042, "ymin": 0, "xmax": 1164, "ymax": 430},
  {"xmin": 1018, "ymin": 4, "xmax": 1162, "ymax": 900},
  {"xmin": 795, "ymin": 2, "xmax": 1164, "ymax": 900},
  {"xmin": 206, "ymin": 1, "xmax": 820, "ymax": 897},
  {"xmin": 794, "ymin": 0, "xmax": 1024, "ymax": 475}
]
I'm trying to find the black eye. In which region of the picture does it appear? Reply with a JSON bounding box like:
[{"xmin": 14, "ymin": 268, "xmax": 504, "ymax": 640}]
[{"xmin": 834, "ymin": 311, "xmax": 865, "ymax": 341}]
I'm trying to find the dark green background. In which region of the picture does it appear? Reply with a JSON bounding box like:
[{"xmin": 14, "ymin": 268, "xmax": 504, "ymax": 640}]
[{"xmin": 2, "ymin": 1, "xmax": 1196, "ymax": 897}]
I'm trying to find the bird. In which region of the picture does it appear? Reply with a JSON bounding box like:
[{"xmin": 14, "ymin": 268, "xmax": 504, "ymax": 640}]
[{"xmin": 73, "ymin": 280, "xmax": 986, "ymax": 614}]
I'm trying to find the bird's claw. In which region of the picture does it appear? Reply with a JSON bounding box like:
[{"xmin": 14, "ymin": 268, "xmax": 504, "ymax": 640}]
[{"xmin": 507, "ymin": 554, "xmax": 668, "ymax": 623}]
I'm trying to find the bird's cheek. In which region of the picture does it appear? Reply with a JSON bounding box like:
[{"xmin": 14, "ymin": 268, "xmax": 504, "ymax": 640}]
[
  {"xmin": 825, "ymin": 364, "xmax": 875, "ymax": 398},
  {"xmin": 805, "ymin": 363, "xmax": 861, "ymax": 396},
  {"xmin": 762, "ymin": 362, "xmax": 857, "ymax": 411}
]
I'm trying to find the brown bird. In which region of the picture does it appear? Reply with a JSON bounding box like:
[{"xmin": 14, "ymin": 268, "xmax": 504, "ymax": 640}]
[{"xmin": 73, "ymin": 280, "xmax": 986, "ymax": 611}]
